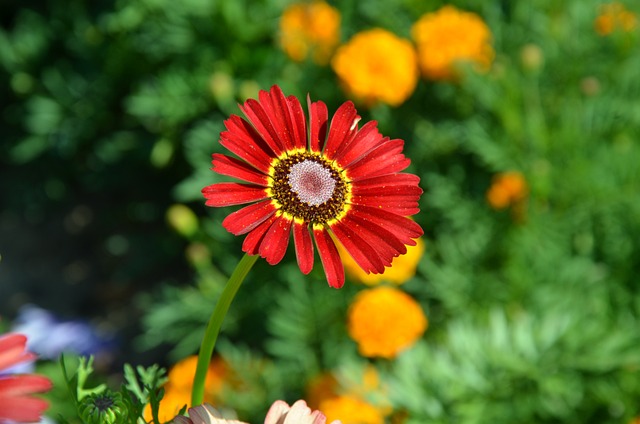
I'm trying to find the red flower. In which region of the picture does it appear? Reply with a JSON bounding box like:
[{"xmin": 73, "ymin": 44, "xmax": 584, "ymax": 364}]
[
  {"xmin": 203, "ymin": 85, "xmax": 423, "ymax": 288},
  {"xmin": 0, "ymin": 333, "xmax": 52, "ymax": 422}
]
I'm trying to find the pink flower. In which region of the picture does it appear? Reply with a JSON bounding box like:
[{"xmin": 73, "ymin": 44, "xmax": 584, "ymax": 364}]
[
  {"xmin": 264, "ymin": 400, "xmax": 341, "ymax": 424},
  {"xmin": 170, "ymin": 404, "xmax": 248, "ymax": 424},
  {"xmin": 171, "ymin": 401, "xmax": 340, "ymax": 424},
  {"xmin": 0, "ymin": 333, "xmax": 52, "ymax": 422}
]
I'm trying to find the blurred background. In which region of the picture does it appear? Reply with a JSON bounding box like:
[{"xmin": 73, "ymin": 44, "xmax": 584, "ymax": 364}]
[{"xmin": 1, "ymin": 0, "xmax": 639, "ymax": 423}]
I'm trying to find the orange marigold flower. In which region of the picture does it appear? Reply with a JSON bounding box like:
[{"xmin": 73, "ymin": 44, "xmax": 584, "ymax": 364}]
[
  {"xmin": 340, "ymin": 237, "xmax": 425, "ymax": 286},
  {"xmin": 347, "ymin": 287, "xmax": 427, "ymax": 359},
  {"xmin": 145, "ymin": 389, "xmax": 192, "ymax": 423},
  {"xmin": 306, "ymin": 367, "xmax": 391, "ymax": 415},
  {"xmin": 143, "ymin": 355, "xmax": 228, "ymax": 422},
  {"xmin": 594, "ymin": 2, "xmax": 637, "ymax": 35},
  {"xmin": 279, "ymin": 1, "xmax": 341, "ymax": 64},
  {"xmin": 306, "ymin": 373, "xmax": 339, "ymax": 410},
  {"xmin": 319, "ymin": 395, "xmax": 384, "ymax": 424},
  {"xmin": 167, "ymin": 355, "xmax": 227, "ymax": 395},
  {"xmin": 331, "ymin": 29, "xmax": 419, "ymax": 106},
  {"xmin": 412, "ymin": 5, "xmax": 494, "ymax": 81},
  {"xmin": 486, "ymin": 171, "xmax": 527, "ymax": 210}
]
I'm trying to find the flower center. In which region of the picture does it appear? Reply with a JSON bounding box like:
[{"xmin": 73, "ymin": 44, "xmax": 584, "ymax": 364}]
[
  {"xmin": 94, "ymin": 395, "xmax": 114, "ymax": 411},
  {"xmin": 288, "ymin": 160, "xmax": 336, "ymax": 206},
  {"xmin": 270, "ymin": 152, "xmax": 350, "ymax": 224}
]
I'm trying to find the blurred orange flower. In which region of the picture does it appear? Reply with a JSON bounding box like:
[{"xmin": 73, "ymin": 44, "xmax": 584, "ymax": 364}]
[
  {"xmin": 486, "ymin": 171, "xmax": 528, "ymax": 210},
  {"xmin": 331, "ymin": 28, "xmax": 418, "ymax": 106},
  {"xmin": 279, "ymin": 1, "xmax": 341, "ymax": 64},
  {"xmin": 319, "ymin": 395, "xmax": 384, "ymax": 424},
  {"xmin": 339, "ymin": 238, "xmax": 425, "ymax": 285},
  {"xmin": 594, "ymin": 2, "xmax": 637, "ymax": 35},
  {"xmin": 143, "ymin": 355, "xmax": 228, "ymax": 422},
  {"xmin": 306, "ymin": 365, "xmax": 393, "ymax": 423},
  {"xmin": 412, "ymin": 5, "xmax": 494, "ymax": 80},
  {"xmin": 306, "ymin": 373, "xmax": 339, "ymax": 411},
  {"xmin": 347, "ymin": 287, "xmax": 427, "ymax": 359}
]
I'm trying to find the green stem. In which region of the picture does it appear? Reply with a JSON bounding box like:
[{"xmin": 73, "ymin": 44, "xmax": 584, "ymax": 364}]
[{"xmin": 191, "ymin": 253, "xmax": 259, "ymax": 406}]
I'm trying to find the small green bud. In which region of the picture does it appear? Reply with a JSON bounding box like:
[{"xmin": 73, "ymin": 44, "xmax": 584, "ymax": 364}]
[
  {"xmin": 166, "ymin": 204, "xmax": 199, "ymax": 238},
  {"xmin": 209, "ymin": 70, "xmax": 235, "ymax": 104},
  {"xmin": 78, "ymin": 391, "xmax": 128, "ymax": 424}
]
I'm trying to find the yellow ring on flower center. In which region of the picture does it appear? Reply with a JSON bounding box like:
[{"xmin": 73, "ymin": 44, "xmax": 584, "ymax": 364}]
[{"xmin": 267, "ymin": 151, "xmax": 351, "ymax": 225}]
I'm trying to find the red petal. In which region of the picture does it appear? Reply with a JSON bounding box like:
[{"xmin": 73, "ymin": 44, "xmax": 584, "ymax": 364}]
[
  {"xmin": 333, "ymin": 121, "xmax": 384, "ymax": 168},
  {"xmin": 308, "ymin": 95, "xmax": 328, "ymax": 153},
  {"xmin": 222, "ymin": 201, "xmax": 277, "ymax": 235},
  {"xmin": 351, "ymin": 199, "xmax": 419, "ymax": 217},
  {"xmin": 352, "ymin": 184, "xmax": 423, "ymax": 197},
  {"xmin": 349, "ymin": 205, "xmax": 424, "ymax": 243},
  {"xmin": 258, "ymin": 86, "xmax": 296, "ymax": 152},
  {"xmin": 346, "ymin": 139, "xmax": 410, "ymax": 180},
  {"xmin": 313, "ymin": 228, "xmax": 345, "ymax": 288},
  {"xmin": 211, "ymin": 154, "xmax": 268, "ymax": 186},
  {"xmin": 330, "ymin": 222, "xmax": 388, "ymax": 274},
  {"xmin": 0, "ymin": 375, "xmax": 52, "ymax": 396},
  {"xmin": 202, "ymin": 183, "xmax": 267, "ymax": 207},
  {"xmin": 287, "ymin": 95, "xmax": 307, "ymax": 150},
  {"xmin": 0, "ymin": 396, "xmax": 49, "ymax": 422},
  {"xmin": 351, "ymin": 183, "xmax": 422, "ymax": 215},
  {"xmin": 242, "ymin": 214, "xmax": 279, "ymax": 255},
  {"xmin": 352, "ymin": 173, "xmax": 421, "ymax": 189},
  {"xmin": 258, "ymin": 214, "xmax": 293, "ymax": 265},
  {"xmin": 293, "ymin": 221, "xmax": 314, "ymax": 274},
  {"xmin": 240, "ymin": 97, "xmax": 285, "ymax": 157},
  {"xmin": 221, "ymin": 115, "xmax": 275, "ymax": 173},
  {"xmin": 0, "ymin": 334, "xmax": 33, "ymax": 371},
  {"xmin": 323, "ymin": 101, "xmax": 360, "ymax": 160},
  {"xmin": 353, "ymin": 198, "xmax": 420, "ymax": 216},
  {"xmin": 340, "ymin": 214, "xmax": 408, "ymax": 259}
]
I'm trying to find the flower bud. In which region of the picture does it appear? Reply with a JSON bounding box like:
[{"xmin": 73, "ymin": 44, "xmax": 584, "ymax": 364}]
[
  {"xmin": 166, "ymin": 204, "xmax": 199, "ymax": 238},
  {"xmin": 78, "ymin": 391, "xmax": 128, "ymax": 424},
  {"xmin": 520, "ymin": 43, "xmax": 544, "ymax": 71}
]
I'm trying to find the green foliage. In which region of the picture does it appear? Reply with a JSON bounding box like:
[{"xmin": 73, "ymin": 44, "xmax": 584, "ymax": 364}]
[
  {"xmin": 60, "ymin": 355, "xmax": 107, "ymax": 403},
  {"xmin": 58, "ymin": 355, "xmax": 167, "ymax": 424},
  {"xmin": 265, "ymin": 263, "xmax": 354, "ymax": 374},
  {"xmin": 123, "ymin": 363, "xmax": 168, "ymax": 405},
  {"xmin": 390, "ymin": 306, "xmax": 640, "ymax": 423}
]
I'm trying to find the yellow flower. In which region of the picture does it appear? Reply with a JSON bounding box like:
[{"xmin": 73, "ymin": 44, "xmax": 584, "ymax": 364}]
[
  {"xmin": 412, "ymin": 5, "xmax": 494, "ymax": 81},
  {"xmin": 486, "ymin": 171, "xmax": 527, "ymax": 210},
  {"xmin": 347, "ymin": 287, "xmax": 427, "ymax": 359},
  {"xmin": 594, "ymin": 2, "xmax": 637, "ymax": 35},
  {"xmin": 319, "ymin": 395, "xmax": 385, "ymax": 424},
  {"xmin": 143, "ymin": 355, "xmax": 228, "ymax": 422},
  {"xmin": 331, "ymin": 29, "xmax": 419, "ymax": 106},
  {"xmin": 340, "ymin": 238, "xmax": 425, "ymax": 285},
  {"xmin": 279, "ymin": 1, "xmax": 341, "ymax": 64}
]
